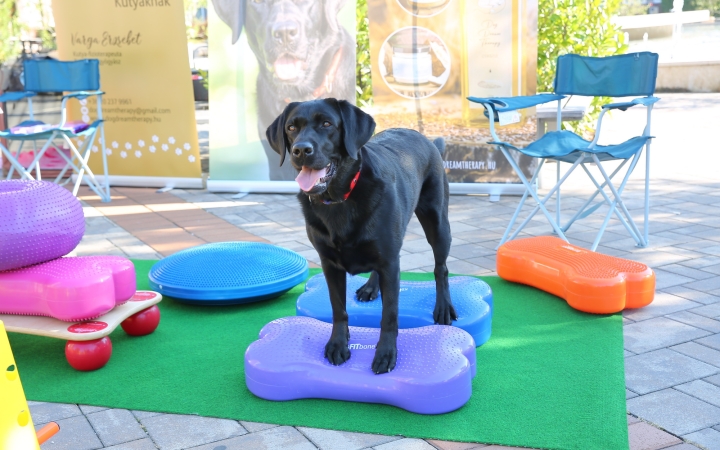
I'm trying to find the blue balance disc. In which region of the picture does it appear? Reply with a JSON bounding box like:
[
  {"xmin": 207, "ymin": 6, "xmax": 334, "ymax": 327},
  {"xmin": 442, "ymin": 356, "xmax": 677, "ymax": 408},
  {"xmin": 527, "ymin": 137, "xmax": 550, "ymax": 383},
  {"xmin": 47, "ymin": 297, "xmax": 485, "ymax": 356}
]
[
  {"xmin": 149, "ymin": 242, "xmax": 309, "ymax": 305},
  {"xmin": 296, "ymin": 274, "xmax": 493, "ymax": 346}
]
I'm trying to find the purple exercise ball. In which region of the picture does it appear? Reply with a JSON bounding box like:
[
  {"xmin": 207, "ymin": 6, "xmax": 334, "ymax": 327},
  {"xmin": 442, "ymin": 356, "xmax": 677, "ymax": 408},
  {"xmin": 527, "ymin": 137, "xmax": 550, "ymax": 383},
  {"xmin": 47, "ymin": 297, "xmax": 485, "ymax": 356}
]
[{"xmin": 0, "ymin": 180, "xmax": 85, "ymax": 271}]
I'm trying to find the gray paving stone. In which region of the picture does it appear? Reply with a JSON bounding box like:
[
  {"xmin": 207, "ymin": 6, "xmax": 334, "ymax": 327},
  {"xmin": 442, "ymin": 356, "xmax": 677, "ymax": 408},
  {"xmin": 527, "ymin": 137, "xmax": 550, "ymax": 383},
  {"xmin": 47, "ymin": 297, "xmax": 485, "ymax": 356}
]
[
  {"xmin": 625, "ymin": 350, "xmax": 636, "ymax": 357},
  {"xmin": 682, "ymin": 428, "xmax": 720, "ymax": 450},
  {"xmin": 662, "ymin": 444, "xmax": 703, "ymax": 450},
  {"xmin": 239, "ymin": 421, "xmax": 279, "ymax": 433},
  {"xmin": 671, "ymin": 342, "xmax": 720, "ymax": 368},
  {"xmin": 674, "ymin": 380, "xmax": 720, "ymax": 408},
  {"xmin": 29, "ymin": 402, "xmax": 82, "ymax": 424},
  {"xmin": 104, "ymin": 438, "xmax": 159, "ymax": 450},
  {"xmin": 654, "ymin": 269, "xmax": 697, "ymax": 290},
  {"xmin": 668, "ymin": 311, "xmax": 720, "ymax": 333},
  {"xmin": 663, "ymin": 286, "xmax": 720, "ymax": 305},
  {"xmin": 627, "ymin": 421, "xmax": 682, "ymax": 450},
  {"xmin": 297, "ymin": 427, "xmax": 400, "ymax": 450},
  {"xmin": 86, "ymin": 408, "xmax": 147, "ymax": 447},
  {"xmin": 625, "ymin": 349, "xmax": 719, "ymax": 394},
  {"xmin": 705, "ymin": 374, "xmax": 720, "ymax": 387},
  {"xmin": 696, "ymin": 333, "xmax": 720, "ymax": 351},
  {"xmin": 684, "ymin": 277, "xmax": 720, "ymax": 293},
  {"xmin": 374, "ymin": 438, "xmax": 436, "ymax": 450},
  {"xmin": 691, "ymin": 303, "xmax": 720, "ymax": 319},
  {"xmin": 627, "ymin": 389, "xmax": 639, "ymax": 399},
  {"xmin": 623, "ymin": 293, "xmax": 701, "ymax": 322},
  {"xmin": 131, "ymin": 410, "xmax": 163, "ymax": 420},
  {"xmin": 141, "ymin": 414, "xmax": 246, "ymax": 450},
  {"xmin": 623, "ymin": 317, "xmax": 711, "ymax": 354},
  {"xmin": 186, "ymin": 426, "xmax": 315, "ymax": 450},
  {"xmin": 657, "ymin": 264, "xmax": 717, "ymax": 281},
  {"xmin": 36, "ymin": 415, "xmax": 103, "ymax": 450},
  {"xmin": 627, "ymin": 389, "xmax": 720, "ymax": 436},
  {"xmin": 79, "ymin": 405, "xmax": 109, "ymax": 415},
  {"xmin": 425, "ymin": 439, "xmax": 488, "ymax": 449}
]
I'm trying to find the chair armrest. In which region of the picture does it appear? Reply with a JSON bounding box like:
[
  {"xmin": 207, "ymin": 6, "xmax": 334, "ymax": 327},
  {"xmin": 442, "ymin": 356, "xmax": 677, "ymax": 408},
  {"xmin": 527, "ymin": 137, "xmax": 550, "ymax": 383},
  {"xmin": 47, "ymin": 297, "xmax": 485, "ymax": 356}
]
[
  {"xmin": 62, "ymin": 90, "xmax": 105, "ymax": 100},
  {"xmin": 602, "ymin": 96, "xmax": 660, "ymax": 111},
  {"xmin": 0, "ymin": 91, "xmax": 37, "ymax": 102},
  {"xmin": 467, "ymin": 94, "xmax": 566, "ymax": 112}
]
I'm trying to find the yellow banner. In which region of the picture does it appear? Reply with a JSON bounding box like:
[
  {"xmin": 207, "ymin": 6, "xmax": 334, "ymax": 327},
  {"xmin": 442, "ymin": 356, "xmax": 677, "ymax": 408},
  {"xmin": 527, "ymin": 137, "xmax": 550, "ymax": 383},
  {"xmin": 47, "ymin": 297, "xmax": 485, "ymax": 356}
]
[{"xmin": 52, "ymin": 0, "xmax": 201, "ymax": 182}]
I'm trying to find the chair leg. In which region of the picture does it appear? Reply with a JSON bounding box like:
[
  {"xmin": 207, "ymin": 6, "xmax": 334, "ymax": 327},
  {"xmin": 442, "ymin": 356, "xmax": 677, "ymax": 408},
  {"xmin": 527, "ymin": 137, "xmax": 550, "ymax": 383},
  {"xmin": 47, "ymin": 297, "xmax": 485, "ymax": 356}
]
[
  {"xmin": 505, "ymin": 157, "xmax": 582, "ymax": 244},
  {"xmin": 556, "ymin": 161, "xmax": 561, "ymax": 229},
  {"xmin": 562, "ymin": 159, "xmax": 630, "ymax": 232},
  {"xmin": 0, "ymin": 143, "xmax": 34, "ymax": 180},
  {"xmin": 60, "ymin": 133, "xmax": 110, "ymax": 202},
  {"xmin": 591, "ymin": 153, "xmax": 647, "ymax": 249},
  {"xmin": 579, "ymin": 162, "xmax": 641, "ymax": 248},
  {"xmin": 498, "ymin": 148, "xmax": 583, "ymax": 247},
  {"xmin": 581, "ymin": 164, "xmax": 639, "ymax": 250},
  {"xmin": 498, "ymin": 158, "xmax": 545, "ymax": 248},
  {"xmin": 644, "ymin": 140, "xmax": 651, "ymax": 246}
]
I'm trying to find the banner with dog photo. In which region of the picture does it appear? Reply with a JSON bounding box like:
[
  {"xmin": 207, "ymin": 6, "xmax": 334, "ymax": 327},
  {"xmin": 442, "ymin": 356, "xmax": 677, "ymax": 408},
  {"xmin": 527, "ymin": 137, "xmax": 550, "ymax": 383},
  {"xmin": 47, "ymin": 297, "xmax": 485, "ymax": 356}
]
[
  {"xmin": 367, "ymin": 0, "xmax": 538, "ymax": 194},
  {"xmin": 208, "ymin": 0, "xmax": 357, "ymax": 193}
]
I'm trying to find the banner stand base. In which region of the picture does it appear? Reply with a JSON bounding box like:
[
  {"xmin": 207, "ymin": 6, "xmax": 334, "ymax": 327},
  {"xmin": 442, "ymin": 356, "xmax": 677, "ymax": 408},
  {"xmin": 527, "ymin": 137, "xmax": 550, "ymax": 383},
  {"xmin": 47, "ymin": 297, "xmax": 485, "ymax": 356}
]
[
  {"xmin": 73, "ymin": 175, "xmax": 205, "ymax": 190},
  {"xmin": 207, "ymin": 179, "xmax": 530, "ymax": 198}
]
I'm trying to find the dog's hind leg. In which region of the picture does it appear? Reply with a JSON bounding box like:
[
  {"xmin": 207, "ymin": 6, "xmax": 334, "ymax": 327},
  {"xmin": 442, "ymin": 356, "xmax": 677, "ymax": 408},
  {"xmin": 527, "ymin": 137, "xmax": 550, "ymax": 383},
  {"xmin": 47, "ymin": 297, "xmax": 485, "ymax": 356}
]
[
  {"xmin": 415, "ymin": 177, "xmax": 457, "ymax": 325},
  {"xmin": 355, "ymin": 271, "xmax": 380, "ymax": 302},
  {"xmin": 322, "ymin": 260, "xmax": 352, "ymax": 366}
]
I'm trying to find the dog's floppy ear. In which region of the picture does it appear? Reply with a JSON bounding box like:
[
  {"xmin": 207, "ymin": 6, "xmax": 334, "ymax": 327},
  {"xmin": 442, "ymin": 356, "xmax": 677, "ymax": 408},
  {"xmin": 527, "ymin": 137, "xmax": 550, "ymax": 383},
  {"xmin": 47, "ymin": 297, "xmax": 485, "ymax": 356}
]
[
  {"xmin": 323, "ymin": 0, "xmax": 347, "ymax": 33},
  {"xmin": 211, "ymin": 0, "xmax": 246, "ymax": 44},
  {"xmin": 335, "ymin": 99, "xmax": 375, "ymax": 160},
  {"xmin": 265, "ymin": 102, "xmax": 299, "ymax": 167}
]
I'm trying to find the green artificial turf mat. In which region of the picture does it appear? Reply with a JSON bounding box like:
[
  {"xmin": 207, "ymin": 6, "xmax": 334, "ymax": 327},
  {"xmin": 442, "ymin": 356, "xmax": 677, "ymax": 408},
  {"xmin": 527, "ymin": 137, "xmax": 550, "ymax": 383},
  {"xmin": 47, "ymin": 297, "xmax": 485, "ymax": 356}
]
[{"xmin": 8, "ymin": 260, "xmax": 628, "ymax": 449}]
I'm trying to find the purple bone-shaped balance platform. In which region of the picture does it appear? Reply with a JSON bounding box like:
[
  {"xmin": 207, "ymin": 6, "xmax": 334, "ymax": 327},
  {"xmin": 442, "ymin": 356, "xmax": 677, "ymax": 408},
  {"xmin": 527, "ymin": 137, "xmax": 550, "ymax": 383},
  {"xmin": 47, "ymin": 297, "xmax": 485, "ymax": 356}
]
[
  {"xmin": 297, "ymin": 274, "xmax": 493, "ymax": 346},
  {"xmin": 0, "ymin": 256, "xmax": 137, "ymax": 321},
  {"xmin": 245, "ymin": 316, "xmax": 476, "ymax": 414}
]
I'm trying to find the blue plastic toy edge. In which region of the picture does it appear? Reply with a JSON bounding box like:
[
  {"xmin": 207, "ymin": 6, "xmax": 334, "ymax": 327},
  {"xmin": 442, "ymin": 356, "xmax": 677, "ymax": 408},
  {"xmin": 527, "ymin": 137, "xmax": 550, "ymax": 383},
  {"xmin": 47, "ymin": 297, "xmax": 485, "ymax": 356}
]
[{"xmin": 149, "ymin": 266, "xmax": 309, "ymax": 302}]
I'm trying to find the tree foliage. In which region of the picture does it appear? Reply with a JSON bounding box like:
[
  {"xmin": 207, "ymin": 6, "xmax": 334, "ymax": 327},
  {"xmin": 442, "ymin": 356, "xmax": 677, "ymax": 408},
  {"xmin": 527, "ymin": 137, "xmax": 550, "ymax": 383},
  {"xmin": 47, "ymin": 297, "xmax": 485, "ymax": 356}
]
[
  {"xmin": 536, "ymin": 0, "xmax": 628, "ymax": 136},
  {"xmin": 0, "ymin": 1, "xmax": 21, "ymax": 64},
  {"xmin": 356, "ymin": 0, "xmax": 372, "ymax": 108}
]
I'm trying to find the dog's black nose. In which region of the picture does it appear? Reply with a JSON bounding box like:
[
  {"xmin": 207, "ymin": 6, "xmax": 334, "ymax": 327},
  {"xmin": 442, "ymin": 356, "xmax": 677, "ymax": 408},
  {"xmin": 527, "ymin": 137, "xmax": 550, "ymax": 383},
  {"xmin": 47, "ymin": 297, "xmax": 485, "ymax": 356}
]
[
  {"xmin": 272, "ymin": 21, "xmax": 299, "ymax": 44},
  {"xmin": 291, "ymin": 142, "xmax": 313, "ymax": 157}
]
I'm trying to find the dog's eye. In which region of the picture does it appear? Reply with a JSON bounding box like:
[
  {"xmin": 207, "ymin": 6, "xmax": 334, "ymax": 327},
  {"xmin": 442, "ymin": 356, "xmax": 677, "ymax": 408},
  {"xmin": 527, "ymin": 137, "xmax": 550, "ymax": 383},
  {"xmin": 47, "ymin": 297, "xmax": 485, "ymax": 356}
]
[
  {"xmin": 287, "ymin": 125, "xmax": 297, "ymax": 132},
  {"xmin": 322, "ymin": 121, "xmax": 332, "ymax": 128}
]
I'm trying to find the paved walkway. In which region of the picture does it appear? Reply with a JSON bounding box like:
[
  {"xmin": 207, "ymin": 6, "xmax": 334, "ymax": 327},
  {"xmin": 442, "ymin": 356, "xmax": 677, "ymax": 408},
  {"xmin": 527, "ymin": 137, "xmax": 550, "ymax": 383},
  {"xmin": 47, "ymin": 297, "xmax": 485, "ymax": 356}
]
[{"xmin": 23, "ymin": 94, "xmax": 720, "ymax": 450}]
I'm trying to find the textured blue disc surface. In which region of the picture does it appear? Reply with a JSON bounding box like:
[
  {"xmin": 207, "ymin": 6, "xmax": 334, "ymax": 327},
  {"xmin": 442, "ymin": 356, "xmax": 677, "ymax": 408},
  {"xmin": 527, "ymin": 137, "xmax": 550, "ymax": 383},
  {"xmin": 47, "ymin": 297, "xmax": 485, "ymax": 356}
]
[
  {"xmin": 149, "ymin": 242, "xmax": 309, "ymax": 304},
  {"xmin": 296, "ymin": 274, "xmax": 493, "ymax": 346}
]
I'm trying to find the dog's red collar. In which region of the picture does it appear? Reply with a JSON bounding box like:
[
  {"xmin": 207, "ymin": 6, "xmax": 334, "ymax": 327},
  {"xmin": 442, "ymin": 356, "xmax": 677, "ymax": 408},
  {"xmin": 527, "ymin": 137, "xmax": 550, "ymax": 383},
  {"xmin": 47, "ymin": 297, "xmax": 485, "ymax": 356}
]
[
  {"xmin": 321, "ymin": 163, "xmax": 361, "ymax": 205},
  {"xmin": 284, "ymin": 47, "xmax": 343, "ymax": 104}
]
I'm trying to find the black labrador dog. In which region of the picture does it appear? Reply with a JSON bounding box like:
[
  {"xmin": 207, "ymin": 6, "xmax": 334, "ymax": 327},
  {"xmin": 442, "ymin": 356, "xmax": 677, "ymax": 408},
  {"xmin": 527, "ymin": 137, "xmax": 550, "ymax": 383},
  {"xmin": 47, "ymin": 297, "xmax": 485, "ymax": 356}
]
[
  {"xmin": 211, "ymin": 0, "xmax": 356, "ymax": 181},
  {"xmin": 266, "ymin": 98, "xmax": 456, "ymax": 374}
]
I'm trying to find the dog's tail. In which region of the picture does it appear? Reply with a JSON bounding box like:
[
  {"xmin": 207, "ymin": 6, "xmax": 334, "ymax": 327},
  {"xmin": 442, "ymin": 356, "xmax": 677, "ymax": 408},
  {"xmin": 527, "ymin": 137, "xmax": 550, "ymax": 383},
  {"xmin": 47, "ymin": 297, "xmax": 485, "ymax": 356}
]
[{"xmin": 432, "ymin": 137, "xmax": 445, "ymax": 155}]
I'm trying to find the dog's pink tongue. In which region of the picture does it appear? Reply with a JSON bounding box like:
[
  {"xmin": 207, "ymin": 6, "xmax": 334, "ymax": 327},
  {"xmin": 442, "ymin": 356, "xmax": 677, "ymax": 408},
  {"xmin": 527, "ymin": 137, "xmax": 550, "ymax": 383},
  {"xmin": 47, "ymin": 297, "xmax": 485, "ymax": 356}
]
[
  {"xmin": 296, "ymin": 166, "xmax": 327, "ymax": 192},
  {"xmin": 275, "ymin": 56, "xmax": 302, "ymax": 81}
]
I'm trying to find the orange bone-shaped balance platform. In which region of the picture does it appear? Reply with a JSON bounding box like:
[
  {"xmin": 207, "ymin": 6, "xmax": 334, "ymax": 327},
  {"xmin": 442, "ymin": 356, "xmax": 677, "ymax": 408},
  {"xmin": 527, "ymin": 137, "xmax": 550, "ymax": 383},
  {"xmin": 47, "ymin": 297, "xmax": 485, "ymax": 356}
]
[{"xmin": 497, "ymin": 237, "xmax": 655, "ymax": 314}]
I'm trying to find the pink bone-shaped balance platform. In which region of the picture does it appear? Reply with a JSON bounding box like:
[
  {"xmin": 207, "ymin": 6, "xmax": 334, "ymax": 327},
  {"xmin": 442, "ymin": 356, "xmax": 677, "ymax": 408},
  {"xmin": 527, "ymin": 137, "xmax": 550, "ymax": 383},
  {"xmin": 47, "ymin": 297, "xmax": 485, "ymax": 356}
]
[{"xmin": 0, "ymin": 256, "xmax": 136, "ymax": 322}]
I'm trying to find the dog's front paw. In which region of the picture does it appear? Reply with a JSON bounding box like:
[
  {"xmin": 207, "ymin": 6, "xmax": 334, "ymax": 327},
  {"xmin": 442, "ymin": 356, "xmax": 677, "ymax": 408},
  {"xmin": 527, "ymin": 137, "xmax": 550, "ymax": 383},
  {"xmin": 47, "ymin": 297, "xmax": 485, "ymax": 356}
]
[
  {"xmin": 371, "ymin": 342, "xmax": 397, "ymax": 374},
  {"xmin": 433, "ymin": 301, "xmax": 458, "ymax": 325},
  {"xmin": 324, "ymin": 338, "xmax": 351, "ymax": 366},
  {"xmin": 355, "ymin": 280, "xmax": 380, "ymax": 302}
]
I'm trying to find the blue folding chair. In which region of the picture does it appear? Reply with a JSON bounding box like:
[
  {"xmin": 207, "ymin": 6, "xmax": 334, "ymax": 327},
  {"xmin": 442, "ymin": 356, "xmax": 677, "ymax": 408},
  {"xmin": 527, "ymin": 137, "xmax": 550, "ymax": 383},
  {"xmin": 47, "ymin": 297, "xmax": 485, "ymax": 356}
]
[
  {"xmin": 0, "ymin": 59, "xmax": 110, "ymax": 202},
  {"xmin": 468, "ymin": 52, "xmax": 659, "ymax": 251}
]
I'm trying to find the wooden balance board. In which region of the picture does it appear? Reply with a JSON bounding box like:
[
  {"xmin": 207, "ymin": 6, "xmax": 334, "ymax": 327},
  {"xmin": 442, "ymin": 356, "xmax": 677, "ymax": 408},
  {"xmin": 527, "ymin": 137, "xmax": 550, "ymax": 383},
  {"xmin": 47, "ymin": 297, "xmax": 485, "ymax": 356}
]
[
  {"xmin": 1, "ymin": 291, "xmax": 162, "ymax": 341},
  {"xmin": 1, "ymin": 291, "xmax": 162, "ymax": 371}
]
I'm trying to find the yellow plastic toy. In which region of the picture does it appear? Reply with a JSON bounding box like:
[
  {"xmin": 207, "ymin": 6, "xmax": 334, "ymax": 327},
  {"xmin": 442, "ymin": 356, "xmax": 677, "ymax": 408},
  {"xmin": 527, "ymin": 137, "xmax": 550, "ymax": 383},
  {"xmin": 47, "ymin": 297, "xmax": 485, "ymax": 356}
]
[{"xmin": 1, "ymin": 320, "xmax": 59, "ymax": 449}]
